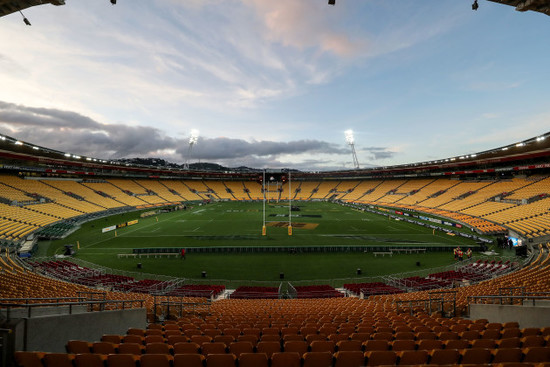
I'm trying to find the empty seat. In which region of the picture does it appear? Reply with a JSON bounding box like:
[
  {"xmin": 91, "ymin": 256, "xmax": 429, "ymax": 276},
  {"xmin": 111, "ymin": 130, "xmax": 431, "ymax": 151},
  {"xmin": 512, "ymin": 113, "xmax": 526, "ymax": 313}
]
[
  {"xmin": 144, "ymin": 335, "xmax": 165, "ymax": 344},
  {"xmin": 365, "ymin": 350, "xmax": 397, "ymax": 366},
  {"xmin": 74, "ymin": 353, "xmax": 107, "ymax": 367},
  {"xmin": 428, "ymin": 349, "xmax": 460, "ymax": 365},
  {"xmin": 15, "ymin": 351, "xmax": 45, "ymax": 367},
  {"xmin": 491, "ymin": 347, "xmax": 523, "ymax": 363},
  {"xmin": 521, "ymin": 335, "xmax": 547, "ymax": 347},
  {"xmin": 460, "ymin": 348, "xmax": 492, "ymax": 364},
  {"xmin": 470, "ymin": 338, "xmax": 497, "ymax": 349},
  {"xmin": 173, "ymin": 342, "xmax": 200, "ymax": 354},
  {"xmin": 522, "ymin": 346, "xmax": 550, "ymax": 363},
  {"xmin": 117, "ymin": 343, "xmax": 144, "ymax": 355},
  {"xmin": 228, "ymin": 341, "xmax": 254, "ymax": 357},
  {"xmin": 363, "ymin": 340, "xmax": 389, "ymax": 351},
  {"xmin": 391, "ymin": 339, "xmax": 416, "ymax": 351},
  {"xmin": 140, "ymin": 354, "xmax": 173, "ymax": 367},
  {"xmin": 284, "ymin": 340, "xmax": 308, "ymax": 356},
  {"xmin": 92, "ymin": 342, "xmax": 117, "ymax": 355},
  {"xmin": 122, "ymin": 335, "xmax": 144, "ymax": 345},
  {"xmin": 191, "ymin": 335, "xmax": 212, "ymax": 345},
  {"xmin": 236, "ymin": 335, "xmax": 258, "ymax": 346},
  {"xmin": 497, "ymin": 337, "xmax": 522, "ymax": 348},
  {"xmin": 205, "ymin": 353, "xmax": 236, "ymax": 367},
  {"xmin": 270, "ymin": 352, "xmax": 301, "ymax": 367},
  {"xmin": 303, "ymin": 351, "xmax": 333, "ymax": 367},
  {"xmin": 106, "ymin": 354, "xmax": 140, "ymax": 367},
  {"xmin": 443, "ymin": 339, "xmax": 469, "ymax": 350},
  {"xmin": 333, "ymin": 350, "xmax": 365, "ymax": 367},
  {"xmin": 256, "ymin": 341, "xmax": 281, "ymax": 358},
  {"xmin": 238, "ymin": 353, "xmax": 268, "ymax": 367},
  {"xmin": 173, "ymin": 354, "xmax": 205, "ymax": 367},
  {"xmin": 310, "ymin": 340, "xmax": 335, "ymax": 353},
  {"xmin": 350, "ymin": 333, "xmax": 371, "ymax": 342},
  {"xmin": 167, "ymin": 335, "xmax": 189, "ymax": 345},
  {"xmin": 145, "ymin": 343, "xmax": 172, "ymax": 354},
  {"xmin": 102, "ymin": 335, "xmax": 123, "ymax": 344},
  {"xmin": 397, "ymin": 350, "xmax": 429, "ymax": 365},
  {"xmin": 202, "ymin": 342, "xmax": 228, "ymax": 356},
  {"xmin": 501, "ymin": 328, "xmax": 521, "ymax": 339},
  {"xmin": 336, "ymin": 340, "xmax": 362, "ymax": 352},
  {"xmin": 67, "ymin": 341, "xmax": 92, "ymax": 354}
]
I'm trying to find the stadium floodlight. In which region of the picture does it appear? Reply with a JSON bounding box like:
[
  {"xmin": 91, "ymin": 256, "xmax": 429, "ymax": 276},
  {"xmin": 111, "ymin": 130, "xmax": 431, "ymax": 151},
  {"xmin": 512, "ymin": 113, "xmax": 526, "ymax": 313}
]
[
  {"xmin": 19, "ymin": 11, "xmax": 31, "ymax": 26},
  {"xmin": 344, "ymin": 130, "xmax": 360, "ymax": 169},
  {"xmin": 184, "ymin": 129, "xmax": 199, "ymax": 169},
  {"xmin": 14, "ymin": 141, "xmax": 23, "ymax": 145}
]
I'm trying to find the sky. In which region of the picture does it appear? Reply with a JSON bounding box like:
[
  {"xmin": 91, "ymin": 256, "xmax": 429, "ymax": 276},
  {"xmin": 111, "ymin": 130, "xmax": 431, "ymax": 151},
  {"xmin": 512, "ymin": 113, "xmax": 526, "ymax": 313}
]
[{"xmin": 0, "ymin": 0, "xmax": 549, "ymax": 171}]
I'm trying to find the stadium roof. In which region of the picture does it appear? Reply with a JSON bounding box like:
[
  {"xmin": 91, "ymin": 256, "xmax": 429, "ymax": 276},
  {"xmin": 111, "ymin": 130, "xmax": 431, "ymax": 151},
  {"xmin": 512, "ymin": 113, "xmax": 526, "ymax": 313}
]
[
  {"xmin": 488, "ymin": 0, "xmax": 550, "ymax": 15},
  {"xmin": 0, "ymin": 0, "xmax": 64, "ymax": 18}
]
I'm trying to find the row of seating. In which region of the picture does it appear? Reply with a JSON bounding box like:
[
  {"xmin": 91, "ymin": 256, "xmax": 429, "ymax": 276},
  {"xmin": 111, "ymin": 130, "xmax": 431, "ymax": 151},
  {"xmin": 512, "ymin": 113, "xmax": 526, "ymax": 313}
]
[{"xmin": 15, "ymin": 347, "xmax": 550, "ymax": 367}]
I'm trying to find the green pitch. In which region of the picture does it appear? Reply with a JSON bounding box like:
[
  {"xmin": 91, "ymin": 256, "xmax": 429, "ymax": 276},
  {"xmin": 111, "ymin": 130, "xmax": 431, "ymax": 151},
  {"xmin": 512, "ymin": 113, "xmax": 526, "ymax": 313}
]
[{"xmin": 37, "ymin": 201, "xmax": 488, "ymax": 286}]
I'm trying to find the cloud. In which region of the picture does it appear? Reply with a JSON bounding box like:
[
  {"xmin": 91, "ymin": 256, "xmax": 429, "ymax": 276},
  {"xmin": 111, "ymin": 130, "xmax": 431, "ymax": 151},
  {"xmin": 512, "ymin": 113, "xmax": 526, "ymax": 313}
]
[
  {"xmin": 0, "ymin": 101, "xmax": 376, "ymax": 169},
  {"xmin": 359, "ymin": 146, "xmax": 397, "ymax": 161}
]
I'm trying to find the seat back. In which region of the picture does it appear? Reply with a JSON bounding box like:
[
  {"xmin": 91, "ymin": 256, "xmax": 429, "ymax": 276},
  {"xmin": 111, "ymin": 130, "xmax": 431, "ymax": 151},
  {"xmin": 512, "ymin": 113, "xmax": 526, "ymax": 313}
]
[
  {"xmin": 303, "ymin": 351, "xmax": 333, "ymax": 367},
  {"xmin": 173, "ymin": 354, "xmax": 205, "ymax": 367},
  {"xmin": 270, "ymin": 352, "xmax": 301, "ymax": 367},
  {"xmin": 333, "ymin": 351, "xmax": 365, "ymax": 367},
  {"xmin": 238, "ymin": 353, "xmax": 268, "ymax": 367}
]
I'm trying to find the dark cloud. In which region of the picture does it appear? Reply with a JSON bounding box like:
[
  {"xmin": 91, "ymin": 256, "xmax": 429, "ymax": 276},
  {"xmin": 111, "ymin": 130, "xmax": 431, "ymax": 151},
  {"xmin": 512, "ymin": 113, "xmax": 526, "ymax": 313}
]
[
  {"xmin": 0, "ymin": 101, "xmax": 395, "ymax": 169},
  {"xmin": 360, "ymin": 146, "xmax": 396, "ymax": 160},
  {"xmin": 177, "ymin": 137, "xmax": 346, "ymax": 161}
]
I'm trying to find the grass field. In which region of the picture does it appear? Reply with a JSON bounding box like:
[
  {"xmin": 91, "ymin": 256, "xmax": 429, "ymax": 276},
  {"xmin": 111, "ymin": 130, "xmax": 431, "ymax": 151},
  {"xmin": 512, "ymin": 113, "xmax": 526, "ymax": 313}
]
[{"xmin": 36, "ymin": 201, "xmax": 494, "ymax": 286}]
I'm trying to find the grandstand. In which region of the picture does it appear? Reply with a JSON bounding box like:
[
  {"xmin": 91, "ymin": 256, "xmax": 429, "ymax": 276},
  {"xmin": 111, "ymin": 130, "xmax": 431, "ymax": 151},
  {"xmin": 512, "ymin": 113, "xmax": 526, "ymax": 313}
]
[{"xmin": 1, "ymin": 133, "xmax": 550, "ymax": 366}]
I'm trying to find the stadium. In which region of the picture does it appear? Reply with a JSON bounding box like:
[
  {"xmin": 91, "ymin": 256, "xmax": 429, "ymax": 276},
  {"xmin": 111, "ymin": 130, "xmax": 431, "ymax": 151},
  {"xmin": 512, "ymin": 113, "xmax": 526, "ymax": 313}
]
[{"xmin": 2, "ymin": 1, "xmax": 550, "ymax": 367}]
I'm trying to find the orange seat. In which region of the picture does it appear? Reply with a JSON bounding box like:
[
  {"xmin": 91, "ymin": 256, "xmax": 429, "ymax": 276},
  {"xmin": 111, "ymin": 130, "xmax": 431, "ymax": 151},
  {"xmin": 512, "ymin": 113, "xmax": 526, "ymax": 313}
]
[
  {"xmin": 310, "ymin": 340, "xmax": 335, "ymax": 353},
  {"xmin": 238, "ymin": 353, "xmax": 268, "ymax": 367},
  {"xmin": 391, "ymin": 339, "xmax": 415, "ymax": 351},
  {"xmin": 145, "ymin": 343, "xmax": 172, "ymax": 355},
  {"xmin": 497, "ymin": 337, "xmax": 521, "ymax": 348},
  {"xmin": 365, "ymin": 350, "xmax": 397, "ymax": 366},
  {"xmin": 173, "ymin": 342, "xmax": 200, "ymax": 354},
  {"xmin": 491, "ymin": 347, "xmax": 523, "ymax": 363},
  {"xmin": 428, "ymin": 349, "xmax": 460, "ymax": 365},
  {"xmin": 303, "ymin": 351, "xmax": 333, "ymax": 367},
  {"xmin": 523, "ymin": 346, "xmax": 550, "ymax": 363},
  {"xmin": 521, "ymin": 335, "xmax": 547, "ymax": 347},
  {"xmin": 92, "ymin": 342, "xmax": 117, "ymax": 355},
  {"xmin": 397, "ymin": 350, "xmax": 429, "ymax": 365},
  {"xmin": 333, "ymin": 351, "xmax": 365, "ymax": 367},
  {"xmin": 201, "ymin": 342, "xmax": 228, "ymax": 356},
  {"xmin": 228, "ymin": 341, "xmax": 254, "ymax": 357},
  {"xmin": 270, "ymin": 352, "xmax": 301, "ymax": 367},
  {"xmin": 284, "ymin": 340, "xmax": 308, "ymax": 356},
  {"xmin": 236, "ymin": 335, "xmax": 258, "ymax": 346},
  {"xmin": 140, "ymin": 354, "xmax": 173, "ymax": 367},
  {"xmin": 460, "ymin": 348, "xmax": 492, "ymax": 364},
  {"xmin": 66, "ymin": 341, "xmax": 92, "ymax": 354},
  {"xmin": 102, "ymin": 335, "xmax": 123, "ymax": 344},
  {"xmin": 191, "ymin": 335, "xmax": 212, "ymax": 345},
  {"xmin": 443, "ymin": 339, "xmax": 469, "ymax": 350},
  {"xmin": 15, "ymin": 351, "xmax": 45, "ymax": 367},
  {"xmin": 122, "ymin": 335, "xmax": 144, "ymax": 345},
  {"xmin": 144, "ymin": 335, "xmax": 165, "ymax": 344},
  {"xmin": 107, "ymin": 354, "xmax": 140, "ymax": 367},
  {"xmin": 117, "ymin": 343, "xmax": 144, "ymax": 355},
  {"xmin": 205, "ymin": 353, "xmax": 236, "ymax": 367},
  {"xmin": 167, "ymin": 335, "xmax": 189, "ymax": 345},
  {"xmin": 470, "ymin": 338, "xmax": 497, "ymax": 349},
  {"xmin": 74, "ymin": 353, "xmax": 107, "ymax": 367},
  {"xmin": 336, "ymin": 340, "xmax": 362, "ymax": 352},
  {"xmin": 394, "ymin": 332, "xmax": 414, "ymax": 340},
  {"xmin": 127, "ymin": 328, "xmax": 146, "ymax": 336},
  {"xmin": 173, "ymin": 353, "xmax": 205, "ymax": 367},
  {"xmin": 371, "ymin": 332, "xmax": 393, "ymax": 341},
  {"xmin": 349, "ymin": 333, "xmax": 370, "ymax": 342},
  {"xmin": 256, "ymin": 341, "xmax": 281, "ymax": 358},
  {"xmin": 362, "ymin": 340, "xmax": 389, "ymax": 351},
  {"xmin": 501, "ymin": 328, "xmax": 521, "ymax": 339}
]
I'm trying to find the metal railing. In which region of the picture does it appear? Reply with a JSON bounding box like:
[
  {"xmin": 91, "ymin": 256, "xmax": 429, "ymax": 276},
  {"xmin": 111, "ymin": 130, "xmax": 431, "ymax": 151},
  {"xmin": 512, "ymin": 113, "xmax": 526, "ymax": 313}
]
[{"xmin": 0, "ymin": 298, "xmax": 145, "ymax": 320}]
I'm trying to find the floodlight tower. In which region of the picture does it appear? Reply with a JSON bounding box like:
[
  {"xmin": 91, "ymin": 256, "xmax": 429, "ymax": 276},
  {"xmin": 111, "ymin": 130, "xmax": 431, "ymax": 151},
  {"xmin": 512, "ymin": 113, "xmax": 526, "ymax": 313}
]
[
  {"xmin": 184, "ymin": 129, "xmax": 199, "ymax": 169},
  {"xmin": 345, "ymin": 130, "xmax": 360, "ymax": 169}
]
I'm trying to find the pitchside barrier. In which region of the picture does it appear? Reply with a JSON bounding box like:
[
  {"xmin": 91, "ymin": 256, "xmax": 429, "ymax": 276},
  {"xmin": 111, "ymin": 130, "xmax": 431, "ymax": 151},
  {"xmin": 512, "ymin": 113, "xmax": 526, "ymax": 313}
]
[{"xmin": 132, "ymin": 244, "xmax": 483, "ymax": 255}]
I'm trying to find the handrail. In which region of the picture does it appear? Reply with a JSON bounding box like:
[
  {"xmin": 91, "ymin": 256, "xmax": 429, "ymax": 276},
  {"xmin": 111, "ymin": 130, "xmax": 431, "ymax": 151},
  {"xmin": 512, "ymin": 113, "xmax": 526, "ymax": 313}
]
[{"xmin": 0, "ymin": 299, "xmax": 145, "ymax": 320}]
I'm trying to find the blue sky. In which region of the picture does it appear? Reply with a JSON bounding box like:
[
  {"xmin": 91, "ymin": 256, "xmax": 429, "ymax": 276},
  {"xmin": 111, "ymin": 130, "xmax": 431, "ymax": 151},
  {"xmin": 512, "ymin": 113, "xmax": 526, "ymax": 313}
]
[{"xmin": 0, "ymin": 0, "xmax": 549, "ymax": 170}]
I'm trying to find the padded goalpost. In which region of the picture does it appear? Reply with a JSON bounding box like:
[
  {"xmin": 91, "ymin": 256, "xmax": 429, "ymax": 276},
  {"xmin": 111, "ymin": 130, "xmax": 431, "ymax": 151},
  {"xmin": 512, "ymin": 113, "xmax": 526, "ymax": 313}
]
[{"xmin": 262, "ymin": 170, "xmax": 292, "ymax": 236}]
